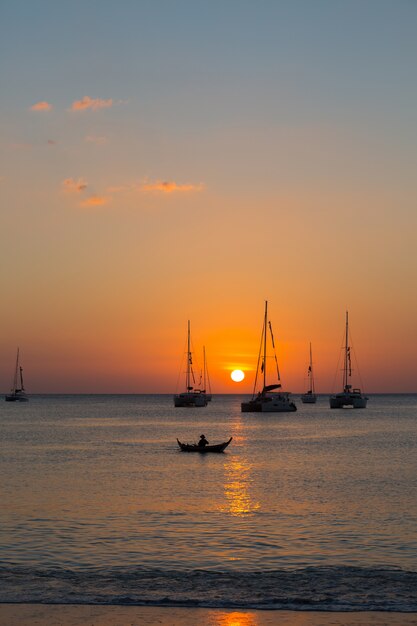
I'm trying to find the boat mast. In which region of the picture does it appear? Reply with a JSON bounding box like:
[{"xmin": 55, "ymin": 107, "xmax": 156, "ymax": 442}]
[
  {"xmin": 344, "ymin": 311, "xmax": 349, "ymax": 391},
  {"xmin": 203, "ymin": 345, "xmax": 206, "ymax": 392},
  {"xmin": 263, "ymin": 300, "xmax": 268, "ymax": 389},
  {"xmin": 187, "ymin": 320, "xmax": 191, "ymax": 391},
  {"xmin": 309, "ymin": 342, "xmax": 314, "ymax": 393}
]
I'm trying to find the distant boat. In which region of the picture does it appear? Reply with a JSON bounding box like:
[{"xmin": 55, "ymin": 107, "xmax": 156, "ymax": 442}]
[
  {"xmin": 177, "ymin": 437, "xmax": 232, "ymax": 453},
  {"xmin": 174, "ymin": 321, "xmax": 208, "ymax": 407},
  {"xmin": 329, "ymin": 312, "xmax": 368, "ymax": 409},
  {"xmin": 5, "ymin": 348, "xmax": 29, "ymax": 402},
  {"xmin": 301, "ymin": 342, "xmax": 317, "ymax": 404},
  {"xmin": 241, "ymin": 301, "xmax": 297, "ymax": 413}
]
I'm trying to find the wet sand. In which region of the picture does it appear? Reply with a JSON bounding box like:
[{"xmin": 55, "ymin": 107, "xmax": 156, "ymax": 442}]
[{"xmin": 0, "ymin": 605, "xmax": 416, "ymax": 626}]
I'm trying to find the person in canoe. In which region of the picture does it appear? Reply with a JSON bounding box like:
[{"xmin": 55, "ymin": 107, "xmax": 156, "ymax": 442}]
[{"xmin": 198, "ymin": 434, "xmax": 209, "ymax": 448}]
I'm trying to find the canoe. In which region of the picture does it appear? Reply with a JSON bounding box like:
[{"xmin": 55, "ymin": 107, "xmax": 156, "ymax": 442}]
[{"xmin": 177, "ymin": 437, "xmax": 232, "ymax": 453}]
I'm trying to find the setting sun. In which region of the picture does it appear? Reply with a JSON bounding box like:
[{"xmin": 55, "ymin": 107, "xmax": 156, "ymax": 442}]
[{"xmin": 231, "ymin": 370, "xmax": 245, "ymax": 383}]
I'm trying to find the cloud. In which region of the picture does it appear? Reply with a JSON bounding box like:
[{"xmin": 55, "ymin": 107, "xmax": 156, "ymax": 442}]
[
  {"xmin": 30, "ymin": 101, "xmax": 52, "ymax": 112},
  {"xmin": 141, "ymin": 180, "xmax": 204, "ymax": 193},
  {"xmin": 62, "ymin": 178, "xmax": 88, "ymax": 193},
  {"xmin": 85, "ymin": 135, "xmax": 108, "ymax": 145},
  {"xmin": 70, "ymin": 96, "xmax": 113, "ymax": 112},
  {"xmin": 79, "ymin": 195, "xmax": 109, "ymax": 208},
  {"xmin": 47, "ymin": 139, "xmax": 56, "ymax": 146}
]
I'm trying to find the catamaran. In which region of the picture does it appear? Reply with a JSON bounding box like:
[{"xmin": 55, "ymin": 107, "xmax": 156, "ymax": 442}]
[
  {"xmin": 5, "ymin": 348, "xmax": 29, "ymax": 402},
  {"xmin": 329, "ymin": 312, "xmax": 368, "ymax": 409},
  {"xmin": 241, "ymin": 301, "xmax": 297, "ymax": 413},
  {"xmin": 174, "ymin": 321, "xmax": 208, "ymax": 407},
  {"xmin": 301, "ymin": 342, "xmax": 317, "ymax": 403}
]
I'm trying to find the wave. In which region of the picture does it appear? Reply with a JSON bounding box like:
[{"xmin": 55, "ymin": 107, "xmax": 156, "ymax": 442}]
[{"xmin": 0, "ymin": 565, "xmax": 416, "ymax": 611}]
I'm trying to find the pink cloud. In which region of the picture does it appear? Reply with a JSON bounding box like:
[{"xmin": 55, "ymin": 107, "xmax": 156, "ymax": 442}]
[
  {"xmin": 30, "ymin": 101, "xmax": 53, "ymax": 112},
  {"xmin": 141, "ymin": 180, "xmax": 204, "ymax": 193},
  {"xmin": 79, "ymin": 195, "xmax": 109, "ymax": 208},
  {"xmin": 70, "ymin": 96, "xmax": 113, "ymax": 112},
  {"xmin": 62, "ymin": 178, "xmax": 88, "ymax": 193}
]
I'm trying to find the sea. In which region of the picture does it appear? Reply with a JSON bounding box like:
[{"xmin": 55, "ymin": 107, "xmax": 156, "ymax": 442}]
[{"xmin": 0, "ymin": 394, "xmax": 416, "ymax": 612}]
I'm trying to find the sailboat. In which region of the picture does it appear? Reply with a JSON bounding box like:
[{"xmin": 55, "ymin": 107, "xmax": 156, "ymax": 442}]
[
  {"xmin": 329, "ymin": 312, "xmax": 368, "ymax": 409},
  {"xmin": 174, "ymin": 321, "xmax": 208, "ymax": 407},
  {"xmin": 301, "ymin": 343, "xmax": 317, "ymax": 403},
  {"xmin": 5, "ymin": 348, "xmax": 29, "ymax": 402},
  {"xmin": 241, "ymin": 301, "xmax": 297, "ymax": 413}
]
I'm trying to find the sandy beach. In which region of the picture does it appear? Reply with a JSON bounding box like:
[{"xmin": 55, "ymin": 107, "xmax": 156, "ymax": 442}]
[{"xmin": 1, "ymin": 605, "xmax": 416, "ymax": 626}]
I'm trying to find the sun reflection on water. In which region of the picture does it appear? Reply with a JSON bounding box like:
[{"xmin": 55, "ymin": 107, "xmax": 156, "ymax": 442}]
[
  {"xmin": 221, "ymin": 438, "xmax": 260, "ymax": 517},
  {"xmin": 210, "ymin": 611, "xmax": 260, "ymax": 626}
]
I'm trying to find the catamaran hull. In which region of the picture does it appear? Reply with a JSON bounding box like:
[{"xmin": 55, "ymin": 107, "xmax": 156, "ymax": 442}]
[
  {"xmin": 174, "ymin": 393, "xmax": 208, "ymax": 407},
  {"xmin": 241, "ymin": 396, "xmax": 297, "ymax": 413},
  {"xmin": 5, "ymin": 393, "xmax": 29, "ymax": 402},
  {"xmin": 301, "ymin": 393, "xmax": 317, "ymax": 404},
  {"xmin": 241, "ymin": 401, "xmax": 262, "ymax": 412},
  {"xmin": 330, "ymin": 394, "xmax": 368, "ymax": 409},
  {"xmin": 261, "ymin": 400, "xmax": 297, "ymax": 412}
]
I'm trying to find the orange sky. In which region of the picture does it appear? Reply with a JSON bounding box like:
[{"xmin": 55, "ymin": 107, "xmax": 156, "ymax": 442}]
[{"xmin": 1, "ymin": 3, "xmax": 416, "ymax": 393}]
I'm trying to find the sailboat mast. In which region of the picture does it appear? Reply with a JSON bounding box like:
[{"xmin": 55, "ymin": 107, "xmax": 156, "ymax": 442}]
[
  {"xmin": 203, "ymin": 345, "xmax": 206, "ymax": 392},
  {"xmin": 263, "ymin": 300, "xmax": 268, "ymax": 389},
  {"xmin": 187, "ymin": 320, "xmax": 191, "ymax": 391},
  {"xmin": 20, "ymin": 366, "xmax": 24, "ymax": 391},
  {"xmin": 344, "ymin": 311, "xmax": 349, "ymax": 389},
  {"xmin": 309, "ymin": 342, "xmax": 313, "ymax": 393}
]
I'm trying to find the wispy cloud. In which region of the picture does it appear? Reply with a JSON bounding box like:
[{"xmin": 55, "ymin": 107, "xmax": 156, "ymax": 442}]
[
  {"xmin": 85, "ymin": 135, "xmax": 108, "ymax": 145},
  {"xmin": 141, "ymin": 180, "xmax": 204, "ymax": 193},
  {"xmin": 30, "ymin": 101, "xmax": 53, "ymax": 112},
  {"xmin": 62, "ymin": 178, "xmax": 88, "ymax": 193},
  {"xmin": 47, "ymin": 139, "xmax": 56, "ymax": 146},
  {"xmin": 70, "ymin": 96, "xmax": 113, "ymax": 112},
  {"xmin": 79, "ymin": 195, "xmax": 109, "ymax": 208}
]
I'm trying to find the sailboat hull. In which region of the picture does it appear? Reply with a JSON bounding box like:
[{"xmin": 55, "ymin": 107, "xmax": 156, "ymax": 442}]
[
  {"xmin": 242, "ymin": 393, "xmax": 297, "ymax": 413},
  {"xmin": 174, "ymin": 392, "xmax": 208, "ymax": 407},
  {"xmin": 5, "ymin": 391, "xmax": 29, "ymax": 402},
  {"xmin": 301, "ymin": 393, "xmax": 317, "ymax": 404},
  {"xmin": 330, "ymin": 393, "xmax": 368, "ymax": 409}
]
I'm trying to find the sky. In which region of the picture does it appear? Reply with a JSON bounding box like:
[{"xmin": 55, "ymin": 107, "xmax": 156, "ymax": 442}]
[{"xmin": 0, "ymin": 0, "xmax": 416, "ymax": 393}]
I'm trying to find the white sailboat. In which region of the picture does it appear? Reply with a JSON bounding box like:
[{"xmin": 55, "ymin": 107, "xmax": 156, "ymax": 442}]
[
  {"xmin": 301, "ymin": 342, "xmax": 317, "ymax": 403},
  {"xmin": 241, "ymin": 301, "xmax": 297, "ymax": 413},
  {"xmin": 329, "ymin": 312, "xmax": 368, "ymax": 409},
  {"xmin": 174, "ymin": 321, "xmax": 208, "ymax": 407},
  {"xmin": 5, "ymin": 348, "xmax": 29, "ymax": 402}
]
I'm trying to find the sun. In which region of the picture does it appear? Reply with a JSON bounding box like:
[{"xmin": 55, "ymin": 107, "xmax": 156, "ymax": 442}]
[{"xmin": 231, "ymin": 369, "xmax": 245, "ymax": 382}]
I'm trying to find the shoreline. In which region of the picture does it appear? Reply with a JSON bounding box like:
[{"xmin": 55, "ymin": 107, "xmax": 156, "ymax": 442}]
[{"xmin": 1, "ymin": 605, "xmax": 417, "ymax": 626}]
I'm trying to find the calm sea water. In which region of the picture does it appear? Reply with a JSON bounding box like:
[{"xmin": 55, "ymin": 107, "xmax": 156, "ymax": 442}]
[{"xmin": 1, "ymin": 394, "xmax": 416, "ymax": 611}]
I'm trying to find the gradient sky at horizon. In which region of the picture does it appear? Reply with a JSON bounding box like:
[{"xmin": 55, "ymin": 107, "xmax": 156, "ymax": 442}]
[{"xmin": 1, "ymin": 1, "xmax": 416, "ymax": 393}]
